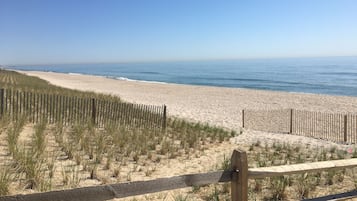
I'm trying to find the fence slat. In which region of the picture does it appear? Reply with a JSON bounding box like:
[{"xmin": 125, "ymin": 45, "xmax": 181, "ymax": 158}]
[
  {"xmin": 66, "ymin": 95, "xmax": 70, "ymax": 125},
  {"xmin": 61, "ymin": 95, "xmax": 64, "ymax": 124},
  {"xmin": 54, "ymin": 94, "xmax": 57, "ymax": 123},
  {"xmin": 15, "ymin": 91, "xmax": 19, "ymax": 120},
  {"xmin": 49, "ymin": 94, "xmax": 53, "ymax": 124},
  {"xmin": 289, "ymin": 109, "xmax": 293, "ymax": 134},
  {"xmin": 162, "ymin": 105, "xmax": 167, "ymax": 130},
  {"xmin": 344, "ymin": 115, "xmax": 348, "ymax": 142},
  {"xmin": 38, "ymin": 93, "xmax": 42, "ymax": 122},
  {"xmin": 35, "ymin": 93, "xmax": 39, "ymax": 123},
  {"xmin": 11, "ymin": 90, "xmax": 15, "ymax": 121},
  {"xmin": 19, "ymin": 91, "xmax": 22, "ymax": 116},
  {"xmin": 4, "ymin": 89, "xmax": 8, "ymax": 115},
  {"xmin": 73, "ymin": 96, "xmax": 77, "ymax": 124},
  {"xmin": 68, "ymin": 96, "xmax": 72, "ymax": 124},
  {"xmin": 0, "ymin": 88, "xmax": 4, "ymax": 117},
  {"xmin": 114, "ymin": 100, "xmax": 119, "ymax": 125}
]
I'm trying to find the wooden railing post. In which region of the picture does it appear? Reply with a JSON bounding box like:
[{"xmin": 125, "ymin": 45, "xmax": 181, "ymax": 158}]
[
  {"xmin": 344, "ymin": 115, "xmax": 348, "ymax": 142},
  {"xmin": 0, "ymin": 88, "xmax": 4, "ymax": 117},
  {"xmin": 92, "ymin": 98, "xmax": 96, "ymax": 124},
  {"xmin": 242, "ymin": 110, "xmax": 245, "ymax": 128},
  {"xmin": 290, "ymin": 109, "xmax": 293, "ymax": 134},
  {"xmin": 231, "ymin": 149, "xmax": 248, "ymax": 201},
  {"xmin": 162, "ymin": 105, "xmax": 167, "ymax": 130}
]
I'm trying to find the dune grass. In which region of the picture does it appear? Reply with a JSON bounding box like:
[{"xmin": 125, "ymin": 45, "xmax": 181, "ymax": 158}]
[
  {"xmin": 0, "ymin": 166, "xmax": 12, "ymax": 196},
  {"xmin": 0, "ymin": 115, "xmax": 233, "ymax": 194},
  {"xmin": 0, "ymin": 69, "xmax": 121, "ymax": 103},
  {"xmin": 181, "ymin": 141, "xmax": 357, "ymax": 201},
  {"xmin": 0, "ymin": 70, "xmax": 166, "ymax": 132},
  {"xmin": 0, "ymin": 70, "xmax": 235, "ymax": 196}
]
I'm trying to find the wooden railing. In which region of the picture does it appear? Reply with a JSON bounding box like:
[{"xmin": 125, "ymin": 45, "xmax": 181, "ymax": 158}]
[
  {"xmin": 1, "ymin": 149, "xmax": 357, "ymax": 201},
  {"xmin": 0, "ymin": 88, "xmax": 166, "ymax": 130},
  {"xmin": 242, "ymin": 109, "xmax": 357, "ymax": 144}
]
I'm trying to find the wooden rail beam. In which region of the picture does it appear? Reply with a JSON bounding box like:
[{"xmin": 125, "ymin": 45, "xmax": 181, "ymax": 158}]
[
  {"xmin": 249, "ymin": 158, "xmax": 357, "ymax": 179},
  {"xmin": 0, "ymin": 171, "xmax": 232, "ymax": 201},
  {"xmin": 303, "ymin": 189, "xmax": 357, "ymax": 201}
]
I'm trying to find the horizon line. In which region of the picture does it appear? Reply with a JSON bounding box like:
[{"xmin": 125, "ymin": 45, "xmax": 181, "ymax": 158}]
[{"xmin": 2, "ymin": 55, "xmax": 357, "ymax": 67}]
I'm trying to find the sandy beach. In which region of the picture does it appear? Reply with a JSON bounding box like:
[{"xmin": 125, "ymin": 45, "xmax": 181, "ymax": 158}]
[
  {"xmin": 6, "ymin": 71, "xmax": 357, "ymax": 200},
  {"xmin": 19, "ymin": 70, "xmax": 357, "ymax": 132}
]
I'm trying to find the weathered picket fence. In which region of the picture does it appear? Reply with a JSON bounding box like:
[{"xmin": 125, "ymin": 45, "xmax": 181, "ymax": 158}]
[
  {"xmin": 243, "ymin": 109, "xmax": 357, "ymax": 144},
  {"xmin": 0, "ymin": 88, "xmax": 166, "ymax": 130}
]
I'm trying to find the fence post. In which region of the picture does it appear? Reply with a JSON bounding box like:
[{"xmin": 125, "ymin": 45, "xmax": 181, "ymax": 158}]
[
  {"xmin": 0, "ymin": 89, "xmax": 4, "ymax": 117},
  {"xmin": 344, "ymin": 115, "xmax": 348, "ymax": 142},
  {"xmin": 289, "ymin": 109, "xmax": 293, "ymax": 134},
  {"xmin": 162, "ymin": 105, "xmax": 167, "ymax": 130},
  {"xmin": 92, "ymin": 98, "xmax": 96, "ymax": 124},
  {"xmin": 242, "ymin": 110, "xmax": 245, "ymax": 128},
  {"xmin": 231, "ymin": 149, "xmax": 248, "ymax": 201}
]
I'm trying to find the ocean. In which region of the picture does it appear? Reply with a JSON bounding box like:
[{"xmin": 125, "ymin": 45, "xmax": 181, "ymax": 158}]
[{"xmin": 10, "ymin": 56, "xmax": 357, "ymax": 97}]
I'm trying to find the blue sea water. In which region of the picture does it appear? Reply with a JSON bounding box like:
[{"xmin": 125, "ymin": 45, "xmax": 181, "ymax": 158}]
[{"xmin": 9, "ymin": 56, "xmax": 357, "ymax": 97}]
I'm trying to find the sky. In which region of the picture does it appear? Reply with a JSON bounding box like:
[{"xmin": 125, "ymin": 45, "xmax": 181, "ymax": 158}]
[{"xmin": 0, "ymin": 0, "xmax": 357, "ymax": 65}]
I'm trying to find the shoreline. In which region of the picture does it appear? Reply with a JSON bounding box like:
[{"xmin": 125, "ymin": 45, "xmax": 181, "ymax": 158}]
[
  {"xmin": 12, "ymin": 68, "xmax": 357, "ymax": 98},
  {"xmin": 51, "ymin": 71, "xmax": 357, "ymax": 98},
  {"xmin": 13, "ymin": 69, "xmax": 357, "ymax": 131}
]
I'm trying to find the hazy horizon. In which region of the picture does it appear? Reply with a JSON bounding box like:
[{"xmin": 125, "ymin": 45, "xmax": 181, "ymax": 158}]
[{"xmin": 1, "ymin": 55, "xmax": 356, "ymax": 67}]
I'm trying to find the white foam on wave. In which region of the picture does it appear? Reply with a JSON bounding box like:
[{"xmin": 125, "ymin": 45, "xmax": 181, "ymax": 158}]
[
  {"xmin": 68, "ymin": 72, "xmax": 85, "ymax": 76},
  {"xmin": 115, "ymin": 76, "xmax": 136, "ymax": 81},
  {"xmin": 288, "ymin": 91, "xmax": 324, "ymax": 96},
  {"xmin": 109, "ymin": 76, "xmax": 168, "ymax": 84}
]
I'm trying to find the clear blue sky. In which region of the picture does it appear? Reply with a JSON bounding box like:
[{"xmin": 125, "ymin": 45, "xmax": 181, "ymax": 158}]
[{"xmin": 0, "ymin": 0, "xmax": 357, "ymax": 65}]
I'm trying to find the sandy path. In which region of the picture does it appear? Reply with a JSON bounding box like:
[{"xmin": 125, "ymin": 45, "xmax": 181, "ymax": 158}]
[{"xmin": 19, "ymin": 71, "xmax": 357, "ymax": 132}]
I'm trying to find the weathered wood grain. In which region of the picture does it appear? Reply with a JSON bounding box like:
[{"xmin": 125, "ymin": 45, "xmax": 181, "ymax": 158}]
[
  {"xmin": 0, "ymin": 171, "xmax": 232, "ymax": 201},
  {"xmin": 249, "ymin": 158, "xmax": 357, "ymax": 179}
]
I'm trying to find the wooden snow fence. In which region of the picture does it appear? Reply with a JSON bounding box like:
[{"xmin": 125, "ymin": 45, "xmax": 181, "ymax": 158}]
[
  {"xmin": 242, "ymin": 109, "xmax": 357, "ymax": 144},
  {"xmin": 0, "ymin": 88, "xmax": 166, "ymax": 131}
]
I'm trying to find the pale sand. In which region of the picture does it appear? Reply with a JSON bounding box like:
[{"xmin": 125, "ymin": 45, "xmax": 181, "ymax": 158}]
[
  {"xmin": 19, "ymin": 70, "xmax": 357, "ymax": 132},
  {"xmin": 18, "ymin": 70, "xmax": 357, "ymax": 150}
]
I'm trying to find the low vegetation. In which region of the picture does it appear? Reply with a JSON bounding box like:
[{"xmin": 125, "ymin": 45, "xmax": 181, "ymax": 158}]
[
  {"xmin": 0, "ymin": 69, "xmax": 98, "ymax": 97},
  {"xmin": 174, "ymin": 141, "xmax": 357, "ymax": 201},
  {"xmin": 0, "ymin": 114, "xmax": 233, "ymax": 195}
]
